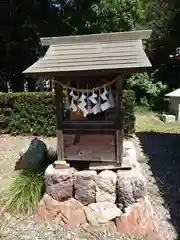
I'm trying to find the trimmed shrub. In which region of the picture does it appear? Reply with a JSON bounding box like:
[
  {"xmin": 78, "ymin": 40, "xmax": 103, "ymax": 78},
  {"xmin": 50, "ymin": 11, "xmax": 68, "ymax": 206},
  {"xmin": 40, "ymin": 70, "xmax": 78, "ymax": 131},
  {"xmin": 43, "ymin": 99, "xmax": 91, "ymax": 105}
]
[
  {"xmin": 0, "ymin": 90, "xmax": 135, "ymax": 136},
  {"xmin": 0, "ymin": 92, "xmax": 56, "ymax": 136},
  {"xmin": 123, "ymin": 90, "xmax": 136, "ymax": 135}
]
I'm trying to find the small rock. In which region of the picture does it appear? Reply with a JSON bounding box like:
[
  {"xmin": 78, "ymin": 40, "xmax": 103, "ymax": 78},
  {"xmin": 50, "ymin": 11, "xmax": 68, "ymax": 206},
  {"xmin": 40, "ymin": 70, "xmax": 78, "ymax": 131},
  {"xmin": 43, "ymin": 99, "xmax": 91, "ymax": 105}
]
[
  {"xmin": 127, "ymin": 148, "xmax": 140, "ymax": 169},
  {"xmin": 95, "ymin": 170, "xmax": 116, "ymax": 203},
  {"xmin": 15, "ymin": 138, "xmax": 48, "ymax": 171},
  {"xmin": 98, "ymin": 221, "xmax": 117, "ymax": 233},
  {"xmin": 161, "ymin": 114, "xmax": 176, "ymax": 124},
  {"xmin": 115, "ymin": 198, "xmax": 161, "ymax": 240},
  {"xmin": 45, "ymin": 165, "xmax": 76, "ymax": 201},
  {"xmin": 79, "ymin": 221, "xmax": 118, "ymax": 236},
  {"xmin": 38, "ymin": 194, "xmax": 61, "ymax": 219},
  {"xmin": 57, "ymin": 198, "xmax": 87, "ymax": 228},
  {"xmin": 74, "ymin": 171, "xmax": 97, "ymax": 205},
  {"xmin": 85, "ymin": 202, "xmax": 122, "ymax": 225},
  {"xmin": 117, "ymin": 168, "xmax": 147, "ymax": 208}
]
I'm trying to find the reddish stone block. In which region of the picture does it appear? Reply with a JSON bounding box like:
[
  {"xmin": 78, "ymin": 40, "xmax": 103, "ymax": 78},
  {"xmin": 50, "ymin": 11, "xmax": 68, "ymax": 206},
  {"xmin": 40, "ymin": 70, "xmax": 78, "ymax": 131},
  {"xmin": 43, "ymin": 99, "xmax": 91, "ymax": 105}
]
[
  {"xmin": 115, "ymin": 198, "xmax": 162, "ymax": 240},
  {"xmin": 37, "ymin": 194, "xmax": 87, "ymax": 229}
]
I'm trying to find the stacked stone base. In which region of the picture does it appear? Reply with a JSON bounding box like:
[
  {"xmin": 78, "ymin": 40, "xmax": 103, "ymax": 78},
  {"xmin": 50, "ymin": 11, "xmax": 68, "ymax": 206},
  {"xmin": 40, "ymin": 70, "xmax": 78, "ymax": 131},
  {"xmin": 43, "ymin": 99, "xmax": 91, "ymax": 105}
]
[{"xmin": 38, "ymin": 165, "xmax": 162, "ymax": 240}]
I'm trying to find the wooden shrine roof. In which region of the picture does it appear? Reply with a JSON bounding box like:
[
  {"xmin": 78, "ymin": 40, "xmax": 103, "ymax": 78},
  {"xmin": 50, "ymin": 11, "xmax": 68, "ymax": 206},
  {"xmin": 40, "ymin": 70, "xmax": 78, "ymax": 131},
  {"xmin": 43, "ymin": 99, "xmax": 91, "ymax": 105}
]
[
  {"xmin": 23, "ymin": 30, "xmax": 152, "ymax": 76},
  {"xmin": 165, "ymin": 88, "xmax": 180, "ymax": 97}
]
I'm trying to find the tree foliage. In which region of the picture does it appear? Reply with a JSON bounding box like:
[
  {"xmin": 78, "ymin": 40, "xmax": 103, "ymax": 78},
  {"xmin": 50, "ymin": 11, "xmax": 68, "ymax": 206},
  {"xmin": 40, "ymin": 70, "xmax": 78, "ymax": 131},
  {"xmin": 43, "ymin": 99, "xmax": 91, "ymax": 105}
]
[
  {"xmin": 126, "ymin": 72, "xmax": 167, "ymax": 108},
  {"xmin": 0, "ymin": 0, "xmax": 176, "ymax": 107},
  {"xmin": 0, "ymin": 0, "xmax": 149, "ymax": 92},
  {"xmin": 90, "ymin": 0, "xmax": 144, "ymax": 32},
  {"xmin": 146, "ymin": 0, "xmax": 180, "ymax": 89},
  {"xmin": 0, "ymin": 0, "xmax": 60, "ymax": 92}
]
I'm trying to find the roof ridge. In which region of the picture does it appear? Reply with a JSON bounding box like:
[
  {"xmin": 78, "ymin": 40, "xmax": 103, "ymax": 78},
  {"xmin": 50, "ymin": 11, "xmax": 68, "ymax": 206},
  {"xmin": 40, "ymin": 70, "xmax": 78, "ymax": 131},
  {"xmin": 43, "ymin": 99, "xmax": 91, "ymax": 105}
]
[{"xmin": 40, "ymin": 30, "xmax": 152, "ymax": 46}]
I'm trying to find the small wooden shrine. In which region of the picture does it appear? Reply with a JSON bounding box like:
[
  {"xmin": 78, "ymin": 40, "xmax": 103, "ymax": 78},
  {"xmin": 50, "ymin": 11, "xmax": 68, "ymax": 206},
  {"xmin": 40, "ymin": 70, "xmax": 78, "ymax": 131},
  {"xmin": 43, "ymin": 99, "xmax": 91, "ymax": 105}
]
[{"xmin": 23, "ymin": 30, "xmax": 152, "ymax": 169}]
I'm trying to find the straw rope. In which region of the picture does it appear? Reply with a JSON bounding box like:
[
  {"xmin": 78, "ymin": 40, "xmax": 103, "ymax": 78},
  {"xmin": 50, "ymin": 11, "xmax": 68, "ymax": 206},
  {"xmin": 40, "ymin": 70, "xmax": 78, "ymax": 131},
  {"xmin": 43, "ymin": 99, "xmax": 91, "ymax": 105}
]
[{"xmin": 53, "ymin": 75, "xmax": 121, "ymax": 93}]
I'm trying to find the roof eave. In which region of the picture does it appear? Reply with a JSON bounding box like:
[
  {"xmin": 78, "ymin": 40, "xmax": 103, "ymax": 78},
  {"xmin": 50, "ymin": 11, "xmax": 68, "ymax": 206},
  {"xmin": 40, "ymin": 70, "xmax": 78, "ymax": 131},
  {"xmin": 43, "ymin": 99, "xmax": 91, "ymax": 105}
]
[
  {"xmin": 40, "ymin": 30, "xmax": 152, "ymax": 46},
  {"xmin": 23, "ymin": 65, "xmax": 152, "ymax": 78},
  {"xmin": 165, "ymin": 95, "xmax": 180, "ymax": 97}
]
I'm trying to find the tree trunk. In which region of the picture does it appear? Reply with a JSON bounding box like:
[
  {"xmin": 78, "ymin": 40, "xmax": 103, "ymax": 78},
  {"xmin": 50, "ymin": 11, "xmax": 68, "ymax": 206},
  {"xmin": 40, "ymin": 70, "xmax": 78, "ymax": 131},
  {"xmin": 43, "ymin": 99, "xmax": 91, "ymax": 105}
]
[
  {"xmin": 27, "ymin": 77, "xmax": 36, "ymax": 92},
  {"xmin": 11, "ymin": 74, "xmax": 24, "ymax": 92}
]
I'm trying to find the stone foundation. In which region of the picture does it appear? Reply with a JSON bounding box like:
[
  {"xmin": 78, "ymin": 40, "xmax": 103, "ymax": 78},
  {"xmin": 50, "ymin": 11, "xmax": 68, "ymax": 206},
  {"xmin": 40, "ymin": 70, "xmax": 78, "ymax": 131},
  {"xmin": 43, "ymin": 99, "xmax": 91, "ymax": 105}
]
[{"xmin": 38, "ymin": 140, "xmax": 162, "ymax": 240}]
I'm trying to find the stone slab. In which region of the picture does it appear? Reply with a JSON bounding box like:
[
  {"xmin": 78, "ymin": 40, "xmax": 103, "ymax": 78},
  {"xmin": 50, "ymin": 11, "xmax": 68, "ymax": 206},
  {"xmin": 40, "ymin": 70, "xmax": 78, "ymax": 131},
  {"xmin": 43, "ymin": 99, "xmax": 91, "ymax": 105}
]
[{"xmin": 160, "ymin": 114, "xmax": 176, "ymax": 124}]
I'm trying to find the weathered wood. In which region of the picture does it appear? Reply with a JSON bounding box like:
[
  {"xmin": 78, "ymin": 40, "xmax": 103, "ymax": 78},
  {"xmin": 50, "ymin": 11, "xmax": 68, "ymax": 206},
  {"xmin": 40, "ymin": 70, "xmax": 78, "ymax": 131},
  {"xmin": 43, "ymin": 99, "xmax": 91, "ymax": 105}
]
[
  {"xmin": 64, "ymin": 129, "xmax": 116, "ymax": 135},
  {"xmin": 24, "ymin": 68, "xmax": 150, "ymax": 78},
  {"xmin": 89, "ymin": 162, "xmax": 131, "ymax": 171},
  {"xmin": 70, "ymin": 110, "xmax": 85, "ymax": 120},
  {"xmin": 116, "ymin": 77, "xmax": 124, "ymax": 165},
  {"xmin": 40, "ymin": 30, "xmax": 152, "ymax": 46},
  {"xmin": 23, "ymin": 34, "xmax": 151, "ymax": 76},
  {"xmin": 54, "ymin": 81, "xmax": 64, "ymax": 161},
  {"xmin": 64, "ymin": 120, "xmax": 116, "ymax": 130},
  {"xmin": 64, "ymin": 134, "xmax": 116, "ymax": 162}
]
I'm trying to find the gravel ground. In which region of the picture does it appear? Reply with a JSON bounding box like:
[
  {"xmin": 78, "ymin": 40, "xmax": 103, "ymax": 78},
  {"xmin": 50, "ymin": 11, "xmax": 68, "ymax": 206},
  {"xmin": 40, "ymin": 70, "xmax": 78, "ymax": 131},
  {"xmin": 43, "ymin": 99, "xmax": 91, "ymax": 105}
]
[
  {"xmin": 136, "ymin": 134, "xmax": 178, "ymax": 240},
  {"xmin": 0, "ymin": 135, "xmax": 56, "ymax": 195},
  {"xmin": 0, "ymin": 214, "xmax": 131, "ymax": 240},
  {"xmin": 140, "ymin": 162, "xmax": 177, "ymax": 240},
  {"xmin": 0, "ymin": 135, "xmax": 177, "ymax": 239}
]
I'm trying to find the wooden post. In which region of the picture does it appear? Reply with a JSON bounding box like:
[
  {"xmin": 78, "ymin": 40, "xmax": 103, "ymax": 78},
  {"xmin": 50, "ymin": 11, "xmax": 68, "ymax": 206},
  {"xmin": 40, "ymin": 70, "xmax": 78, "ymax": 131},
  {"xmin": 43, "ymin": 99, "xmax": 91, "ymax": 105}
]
[
  {"xmin": 116, "ymin": 76, "xmax": 123, "ymax": 165},
  {"xmin": 54, "ymin": 80, "xmax": 65, "ymax": 163}
]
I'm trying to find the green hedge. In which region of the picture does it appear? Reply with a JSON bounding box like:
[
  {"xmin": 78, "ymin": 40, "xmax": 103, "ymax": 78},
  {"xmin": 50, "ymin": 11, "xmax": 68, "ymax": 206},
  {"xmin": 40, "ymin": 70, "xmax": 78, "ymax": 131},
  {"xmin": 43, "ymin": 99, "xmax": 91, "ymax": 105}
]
[
  {"xmin": 123, "ymin": 90, "xmax": 136, "ymax": 135},
  {"xmin": 0, "ymin": 90, "xmax": 135, "ymax": 136}
]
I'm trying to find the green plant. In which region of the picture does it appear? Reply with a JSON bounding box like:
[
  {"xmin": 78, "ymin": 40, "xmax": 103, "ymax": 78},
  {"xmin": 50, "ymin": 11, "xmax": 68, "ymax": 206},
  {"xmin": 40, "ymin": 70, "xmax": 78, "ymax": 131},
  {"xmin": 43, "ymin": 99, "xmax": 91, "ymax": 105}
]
[
  {"xmin": 126, "ymin": 72, "xmax": 167, "ymax": 110},
  {"xmin": 5, "ymin": 170, "xmax": 44, "ymax": 214},
  {"xmin": 123, "ymin": 90, "xmax": 136, "ymax": 135},
  {"xmin": 0, "ymin": 92, "xmax": 56, "ymax": 136},
  {"xmin": 0, "ymin": 90, "xmax": 135, "ymax": 136},
  {"xmin": 134, "ymin": 105, "xmax": 151, "ymax": 114}
]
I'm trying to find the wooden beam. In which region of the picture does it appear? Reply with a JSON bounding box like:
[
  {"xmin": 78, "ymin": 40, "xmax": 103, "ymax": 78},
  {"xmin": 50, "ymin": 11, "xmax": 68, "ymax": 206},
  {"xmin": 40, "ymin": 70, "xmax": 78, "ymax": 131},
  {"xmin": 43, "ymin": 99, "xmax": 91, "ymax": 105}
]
[
  {"xmin": 89, "ymin": 162, "xmax": 131, "ymax": 171},
  {"xmin": 54, "ymin": 81, "xmax": 64, "ymax": 161},
  {"xmin": 64, "ymin": 120, "xmax": 116, "ymax": 130},
  {"xmin": 23, "ymin": 67, "xmax": 151, "ymax": 78},
  {"xmin": 116, "ymin": 76, "xmax": 124, "ymax": 165}
]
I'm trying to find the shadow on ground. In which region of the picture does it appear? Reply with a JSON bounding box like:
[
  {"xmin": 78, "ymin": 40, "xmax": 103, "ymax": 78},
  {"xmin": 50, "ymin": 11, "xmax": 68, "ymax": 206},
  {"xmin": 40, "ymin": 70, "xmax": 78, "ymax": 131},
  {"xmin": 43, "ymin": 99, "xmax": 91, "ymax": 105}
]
[{"xmin": 137, "ymin": 132, "xmax": 180, "ymax": 238}]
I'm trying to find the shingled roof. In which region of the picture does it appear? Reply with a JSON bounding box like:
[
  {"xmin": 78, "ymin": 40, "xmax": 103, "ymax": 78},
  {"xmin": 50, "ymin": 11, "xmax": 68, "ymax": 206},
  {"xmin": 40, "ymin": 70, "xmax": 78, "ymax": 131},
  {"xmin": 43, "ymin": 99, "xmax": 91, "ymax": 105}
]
[{"xmin": 23, "ymin": 30, "xmax": 152, "ymax": 76}]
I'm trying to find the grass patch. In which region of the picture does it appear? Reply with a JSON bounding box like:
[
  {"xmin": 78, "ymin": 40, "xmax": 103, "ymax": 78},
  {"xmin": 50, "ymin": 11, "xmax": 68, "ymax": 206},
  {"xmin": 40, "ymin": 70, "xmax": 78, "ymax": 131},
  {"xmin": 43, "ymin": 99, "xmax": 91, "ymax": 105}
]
[
  {"xmin": 135, "ymin": 111, "xmax": 180, "ymax": 133},
  {"xmin": 5, "ymin": 170, "xmax": 44, "ymax": 214},
  {"xmin": 134, "ymin": 105, "xmax": 151, "ymax": 115}
]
